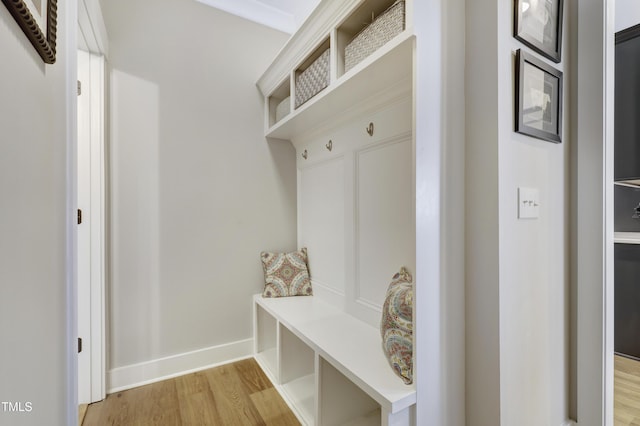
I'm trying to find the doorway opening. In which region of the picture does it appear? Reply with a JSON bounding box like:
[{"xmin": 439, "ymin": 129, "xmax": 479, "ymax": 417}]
[{"xmin": 77, "ymin": 0, "xmax": 109, "ymax": 409}]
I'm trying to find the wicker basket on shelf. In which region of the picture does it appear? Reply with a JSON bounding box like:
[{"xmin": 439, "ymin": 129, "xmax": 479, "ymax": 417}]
[
  {"xmin": 295, "ymin": 48, "xmax": 330, "ymax": 109},
  {"xmin": 344, "ymin": 0, "xmax": 406, "ymax": 73}
]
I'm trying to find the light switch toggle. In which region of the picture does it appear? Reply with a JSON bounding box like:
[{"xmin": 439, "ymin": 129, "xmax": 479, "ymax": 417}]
[{"xmin": 518, "ymin": 187, "xmax": 540, "ymax": 219}]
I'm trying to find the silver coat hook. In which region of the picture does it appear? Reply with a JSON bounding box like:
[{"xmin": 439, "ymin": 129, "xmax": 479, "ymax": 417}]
[
  {"xmin": 326, "ymin": 140, "xmax": 333, "ymax": 151},
  {"xmin": 302, "ymin": 149, "xmax": 308, "ymax": 160}
]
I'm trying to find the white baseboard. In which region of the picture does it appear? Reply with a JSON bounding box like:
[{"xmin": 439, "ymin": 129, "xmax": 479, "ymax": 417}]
[
  {"xmin": 107, "ymin": 338, "xmax": 253, "ymax": 393},
  {"xmin": 562, "ymin": 421, "xmax": 577, "ymax": 426}
]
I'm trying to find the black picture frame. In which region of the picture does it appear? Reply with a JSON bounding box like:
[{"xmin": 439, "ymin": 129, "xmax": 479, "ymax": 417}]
[
  {"xmin": 2, "ymin": 0, "xmax": 57, "ymax": 64},
  {"xmin": 514, "ymin": 0, "xmax": 563, "ymax": 63},
  {"xmin": 515, "ymin": 49, "xmax": 563, "ymax": 143}
]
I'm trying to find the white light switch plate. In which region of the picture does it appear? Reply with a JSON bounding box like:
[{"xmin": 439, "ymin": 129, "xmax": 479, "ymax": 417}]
[{"xmin": 518, "ymin": 187, "xmax": 539, "ymax": 219}]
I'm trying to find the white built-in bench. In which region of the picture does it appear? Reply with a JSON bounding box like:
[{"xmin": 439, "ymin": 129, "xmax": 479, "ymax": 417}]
[
  {"xmin": 254, "ymin": 0, "xmax": 417, "ymax": 422},
  {"xmin": 253, "ymin": 294, "xmax": 416, "ymax": 426}
]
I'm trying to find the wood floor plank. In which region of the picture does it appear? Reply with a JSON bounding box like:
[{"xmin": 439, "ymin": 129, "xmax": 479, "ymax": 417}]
[
  {"xmin": 234, "ymin": 358, "xmax": 274, "ymax": 394},
  {"xmin": 206, "ymin": 363, "xmax": 266, "ymax": 425},
  {"xmin": 250, "ymin": 388, "xmax": 300, "ymax": 426},
  {"xmin": 83, "ymin": 358, "xmax": 298, "ymax": 425},
  {"xmin": 83, "ymin": 391, "xmax": 134, "ymax": 425},
  {"xmin": 81, "ymin": 401, "xmax": 103, "ymax": 426},
  {"xmin": 79, "ymin": 404, "xmax": 88, "ymax": 425},
  {"xmin": 133, "ymin": 379, "xmax": 181, "ymax": 426},
  {"xmin": 175, "ymin": 370, "xmax": 211, "ymax": 396},
  {"xmin": 177, "ymin": 387, "xmax": 223, "ymax": 425},
  {"xmin": 616, "ymin": 355, "xmax": 640, "ymax": 426},
  {"xmin": 83, "ymin": 379, "xmax": 180, "ymax": 425},
  {"xmin": 175, "ymin": 371, "xmax": 224, "ymax": 425}
]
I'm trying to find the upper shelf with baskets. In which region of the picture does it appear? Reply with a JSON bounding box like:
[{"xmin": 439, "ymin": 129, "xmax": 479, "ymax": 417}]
[{"xmin": 257, "ymin": 0, "xmax": 414, "ymax": 141}]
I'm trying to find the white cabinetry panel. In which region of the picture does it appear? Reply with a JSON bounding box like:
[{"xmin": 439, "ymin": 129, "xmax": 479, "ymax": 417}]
[
  {"xmin": 355, "ymin": 137, "xmax": 413, "ymax": 310},
  {"xmin": 299, "ymin": 158, "xmax": 346, "ymax": 297}
]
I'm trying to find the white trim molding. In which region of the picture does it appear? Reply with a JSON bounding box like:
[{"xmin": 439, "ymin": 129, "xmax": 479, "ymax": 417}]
[
  {"xmin": 67, "ymin": 0, "xmax": 80, "ymax": 423},
  {"xmin": 78, "ymin": 0, "xmax": 109, "ymax": 56},
  {"xmin": 107, "ymin": 339, "xmax": 253, "ymax": 393},
  {"xmin": 76, "ymin": 49, "xmax": 107, "ymax": 405},
  {"xmin": 572, "ymin": 0, "xmax": 615, "ymax": 425}
]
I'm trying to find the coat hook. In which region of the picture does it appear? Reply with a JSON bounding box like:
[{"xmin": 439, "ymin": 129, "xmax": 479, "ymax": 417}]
[
  {"xmin": 302, "ymin": 149, "xmax": 308, "ymax": 160},
  {"xmin": 326, "ymin": 140, "xmax": 333, "ymax": 151},
  {"xmin": 366, "ymin": 122, "xmax": 374, "ymax": 137}
]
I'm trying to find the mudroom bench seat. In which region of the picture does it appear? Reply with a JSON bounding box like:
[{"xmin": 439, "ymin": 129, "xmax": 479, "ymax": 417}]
[{"xmin": 253, "ymin": 294, "xmax": 416, "ymax": 426}]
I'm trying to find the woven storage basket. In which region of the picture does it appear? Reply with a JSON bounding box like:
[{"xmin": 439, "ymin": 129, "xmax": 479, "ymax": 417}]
[
  {"xmin": 275, "ymin": 96, "xmax": 290, "ymax": 123},
  {"xmin": 344, "ymin": 0, "xmax": 405, "ymax": 73},
  {"xmin": 295, "ymin": 48, "xmax": 330, "ymax": 108}
]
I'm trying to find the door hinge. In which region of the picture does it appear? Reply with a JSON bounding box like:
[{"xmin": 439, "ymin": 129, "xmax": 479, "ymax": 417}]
[
  {"xmin": 77, "ymin": 80, "xmax": 82, "ymax": 96},
  {"xmin": 78, "ymin": 337, "xmax": 83, "ymax": 353},
  {"xmin": 77, "ymin": 209, "xmax": 82, "ymax": 225}
]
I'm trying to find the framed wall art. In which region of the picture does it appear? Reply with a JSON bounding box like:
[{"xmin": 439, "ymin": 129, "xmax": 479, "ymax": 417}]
[
  {"xmin": 514, "ymin": 0, "xmax": 563, "ymax": 63},
  {"xmin": 515, "ymin": 49, "xmax": 563, "ymax": 143},
  {"xmin": 2, "ymin": 0, "xmax": 57, "ymax": 64}
]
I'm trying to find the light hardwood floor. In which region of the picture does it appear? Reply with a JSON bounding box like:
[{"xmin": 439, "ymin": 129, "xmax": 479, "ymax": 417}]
[
  {"xmin": 82, "ymin": 358, "xmax": 300, "ymax": 426},
  {"xmin": 79, "ymin": 404, "xmax": 88, "ymax": 425},
  {"xmin": 616, "ymin": 354, "xmax": 640, "ymax": 426}
]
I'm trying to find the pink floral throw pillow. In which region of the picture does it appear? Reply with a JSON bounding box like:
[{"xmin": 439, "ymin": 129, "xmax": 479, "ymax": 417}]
[
  {"xmin": 380, "ymin": 267, "xmax": 413, "ymax": 384},
  {"xmin": 260, "ymin": 248, "xmax": 313, "ymax": 298}
]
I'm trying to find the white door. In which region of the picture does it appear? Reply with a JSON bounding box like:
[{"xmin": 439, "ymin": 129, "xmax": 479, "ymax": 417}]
[{"xmin": 77, "ymin": 49, "xmax": 106, "ymax": 405}]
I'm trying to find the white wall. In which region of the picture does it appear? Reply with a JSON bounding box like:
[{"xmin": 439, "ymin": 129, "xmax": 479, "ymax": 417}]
[
  {"xmin": 466, "ymin": 1, "xmax": 571, "ymax": 425},
  {"xmin": 497, "ymin": 34, "xmax": 570, "ymax": 426},
  {"xmin": 0, "ymin": 1, "xmax": 75, "ymax": 425},
  {"xmin": 102, "ymin": 0, "xmax": 295, "ymax": 379},
  {"xmin": 616, "ymin": 0, "xmax": 640, "ymax": 32}
]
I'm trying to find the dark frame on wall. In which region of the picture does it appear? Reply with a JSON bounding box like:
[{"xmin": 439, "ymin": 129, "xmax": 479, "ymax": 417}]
[
  {"xmin": 2, "ymin": 0, "xmax": 57, "ymax": 64},
  {"xmin": 514, "ymin": 0, "xmax": 563, "ymax": 63},
  {"xmin": 515, "ymin": 49, "xmax": 563, "ymax": 143}
]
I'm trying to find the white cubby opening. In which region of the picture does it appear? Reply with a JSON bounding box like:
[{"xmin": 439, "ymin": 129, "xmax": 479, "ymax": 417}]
[
  {"xmin": 294, "ymin": 38, "xmax": 332, "ymax": 110},
  {"xmin": 296, "ymin": 38, "xmax": 332, "ymax": 76},
  {"xmin": 279, "ymin": 325, "xmax": 316, "ymax": 424},
  {"xmin": 268, "ymin": 78, "xmax": 291, "ymax": 127},
  {"xmin": 319, "ymin": 357, "xmax": 381, "ymax": 426},
  {"xmin": 255, "ymin": 304, "xmax": 278, "ymax": 377},
  {"xmin": 335, "ymin": 0, "xmax": 404, "ymax": 78}
]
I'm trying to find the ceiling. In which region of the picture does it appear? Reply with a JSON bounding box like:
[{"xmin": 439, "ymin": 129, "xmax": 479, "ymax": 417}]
[{"xmin": 195, "ymin": 0, "xmax": 320, "ymax": 34}]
